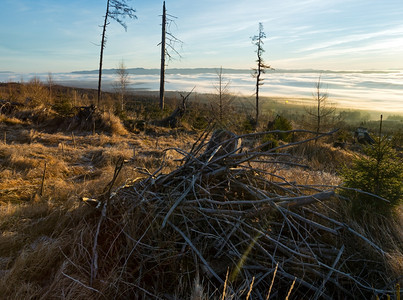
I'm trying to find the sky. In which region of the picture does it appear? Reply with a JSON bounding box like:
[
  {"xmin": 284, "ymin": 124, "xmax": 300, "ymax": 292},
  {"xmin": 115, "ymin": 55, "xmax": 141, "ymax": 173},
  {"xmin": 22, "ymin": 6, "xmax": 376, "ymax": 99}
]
[{"xmin": 1, "ymin": 0, "xmax": 403, "ymax": 73}]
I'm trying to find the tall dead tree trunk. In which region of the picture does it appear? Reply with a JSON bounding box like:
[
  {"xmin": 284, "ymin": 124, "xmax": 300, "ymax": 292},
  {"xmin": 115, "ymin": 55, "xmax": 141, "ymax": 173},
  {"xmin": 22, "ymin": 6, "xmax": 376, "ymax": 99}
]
[
  {"xmin": 255, "ymin": 52, "xmax": 262, "ymax": 128},
  {"xmin": 158, "ymin": 1, "xmax": 182, "ymax": 111},
  {"xmin": 97, "ymin": 0, "xmax": 136, "ymax": 109},
  {"xmin": 218, "ymin": 66, "xmax": 224, "ymax": 122},
  {"xmin": 213, "ymin": 66, "xmax": 231, "ymax": 124},
  {"xmin": 47, "ymin": 72, "xmax": 54, "ymax": 104},
  {"xmin": 251, "ymin": 23, "xmax": 271, "ymax": 129},
  {"xmin": 98, "ymin": 0, "xmax": 110, "ymax": 108},
  {"xmin": 159, "ymin": 1, "xmax": 167, "ymax": 111},
  {"xmin": 304, "ymin": 75, "xmax": 336, "ymax": 143}
]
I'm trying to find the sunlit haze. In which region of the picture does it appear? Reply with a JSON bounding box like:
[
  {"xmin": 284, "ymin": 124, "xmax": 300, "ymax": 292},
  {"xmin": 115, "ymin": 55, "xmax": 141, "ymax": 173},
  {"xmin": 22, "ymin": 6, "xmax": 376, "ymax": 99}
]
[{"xmin": 1, "ymin": 0, "xmax": 403, "ymax": 72}]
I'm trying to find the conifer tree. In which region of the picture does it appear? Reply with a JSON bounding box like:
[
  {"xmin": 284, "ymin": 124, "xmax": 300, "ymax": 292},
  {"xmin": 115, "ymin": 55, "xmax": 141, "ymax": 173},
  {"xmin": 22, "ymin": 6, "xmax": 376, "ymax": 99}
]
[{"xmin": 342, "ymin": 116, "xmax": 402, "ymax": 216}]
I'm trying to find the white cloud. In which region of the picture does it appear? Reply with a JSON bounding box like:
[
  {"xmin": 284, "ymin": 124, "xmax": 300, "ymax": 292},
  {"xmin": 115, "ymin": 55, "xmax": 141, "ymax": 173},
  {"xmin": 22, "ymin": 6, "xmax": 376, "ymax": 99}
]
[{"xmin": 298, "ymin": 25, "xmax": 403, "ymax": 53}]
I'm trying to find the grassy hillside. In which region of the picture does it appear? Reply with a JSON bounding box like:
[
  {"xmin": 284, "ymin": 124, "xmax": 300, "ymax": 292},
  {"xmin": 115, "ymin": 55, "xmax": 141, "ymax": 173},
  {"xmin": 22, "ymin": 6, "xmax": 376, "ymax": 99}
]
[{"xmin": 0, "ymin": 82, "xmax": 401, "ymax": 299}]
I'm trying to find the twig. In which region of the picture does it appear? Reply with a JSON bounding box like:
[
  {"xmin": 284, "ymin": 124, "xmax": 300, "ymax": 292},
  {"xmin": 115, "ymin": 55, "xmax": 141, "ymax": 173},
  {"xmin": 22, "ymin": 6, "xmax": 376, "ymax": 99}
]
[
  {"xmin": 168, "ymin": 221, "xmax": 224, "ymax": 285},
  {"xmin": 314, "ymin": 245, "xmax": 345, "ymax": 299},
  {"xmin": 161, "ymin": 175, "xmax": 197, "ymax": 228},
  {"xmin": 91, "ymin": 158, "xmax": 125, "ymax": 286},
  {"xmin": 276, "ymin": 190, "xmax": 335, "ymax": 208},
  {"xmin": 266, "ymin": 263, "xmax": 278, "ymax": 300},
  {"xmin": 303, "ymin": 208, "xmax": 386, "ymax": 255},
  {"xmin": 71, "ymin": 132, "xmax": 76, "ymax": 148},
  {"xmin": 222, "ymin": 267, "xmax": 229, "ymax": 300},
  {"xmin": 281, "ymin": 208, "xmax": 339, "ymax": 235},
  {"xmin": 39, "ymin": 162, "xmax": 47, "ymax": 196},
  {"xmin": 285, "ymin": 277, "xmax": 296, "ymax": 300},
  {"xmin": 103, "ymin": 157, "xmax": 125, "ymax": 198},
  {"xmin": 338, "ymin": 186, "xmax": 390, "ymax": 202},
  {"xmin": 62, "ymin": 271, "xmax": 101, "ymax": 294},
  {"xmin": 90, "ymin": 201, "xmax": 105, "ymax": 286},
  {"xmin": 246, "ymin": 276, "xmax": 255, "ymax": 300}
]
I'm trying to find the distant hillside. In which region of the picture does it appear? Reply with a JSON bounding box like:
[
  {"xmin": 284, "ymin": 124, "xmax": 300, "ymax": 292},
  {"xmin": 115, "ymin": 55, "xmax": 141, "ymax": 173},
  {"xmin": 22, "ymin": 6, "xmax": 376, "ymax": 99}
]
[
  {"xmin": 71, "ymin": 68, "xmax": 397, "ymax": 75},
  {"xmin": 72, "ymin": 68, "xmax": 251, "ymax": 75}
]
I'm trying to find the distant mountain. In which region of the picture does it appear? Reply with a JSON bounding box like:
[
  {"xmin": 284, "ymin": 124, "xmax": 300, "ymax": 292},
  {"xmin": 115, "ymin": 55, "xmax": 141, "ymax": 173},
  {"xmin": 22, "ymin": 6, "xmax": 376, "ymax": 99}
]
[
  {"xmin": 71, "ymin": 68, "xmax": 398, "ymax": 75},
  {"xmin": 71, "ymin": 68, "xmax": 251, "ymax": 75}
]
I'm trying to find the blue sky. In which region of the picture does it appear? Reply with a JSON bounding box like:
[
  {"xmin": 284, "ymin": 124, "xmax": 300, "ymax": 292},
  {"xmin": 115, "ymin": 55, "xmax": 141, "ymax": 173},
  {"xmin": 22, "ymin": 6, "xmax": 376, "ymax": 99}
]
[{"xmin": 1, "ymin": 0, "xmax": 402, "ymax": 73}]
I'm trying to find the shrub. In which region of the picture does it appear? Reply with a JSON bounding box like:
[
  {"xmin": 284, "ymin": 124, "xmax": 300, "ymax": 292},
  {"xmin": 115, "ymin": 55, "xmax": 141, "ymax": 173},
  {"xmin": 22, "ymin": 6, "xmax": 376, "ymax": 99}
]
[
  {"xmin": 391, "ymin": 129, "xmax": 402, "ymax": 150},
  {"xmin": 22, "ymin": 77, "xmax": 47, "ymax": 107},
  {"xmin": 260, "ymin": 115, "xmax": 292, "ymax": 151},
  {"xmin": 191, "ymin": 115, "xmax": 209, "ymax": 130},
  {"xmin": 267, "ymin": 115, "xmax": 293, "ymax": 142},
  {"xmin": 100, "ymin": 112, "xmax": 128, "ymax": 135},
  {"xmin": 260, "ymin": 134, "xmax": 279, "ymax": 151},
  {"xmin": 341, "ymin": 136, "xmax": 402, "ymax": 216},
  {"xmin": 241, "ymin": 116, "xmax": 255, "ymax": 133},
  {"xmin": 52, "ymin": 94, "xmax": 73, "ymax": 117}
]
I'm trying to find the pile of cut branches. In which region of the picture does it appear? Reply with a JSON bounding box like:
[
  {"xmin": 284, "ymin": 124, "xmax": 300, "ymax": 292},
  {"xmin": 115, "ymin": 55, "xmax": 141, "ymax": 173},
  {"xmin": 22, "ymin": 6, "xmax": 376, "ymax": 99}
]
[{"xmin": 65, "ymin": 129, "xmax": 400, "ymax": 299}]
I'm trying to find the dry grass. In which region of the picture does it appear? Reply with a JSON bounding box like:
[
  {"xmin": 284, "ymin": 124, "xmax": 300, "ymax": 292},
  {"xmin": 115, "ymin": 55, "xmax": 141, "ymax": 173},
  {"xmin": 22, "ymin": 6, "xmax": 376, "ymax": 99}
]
[
  {"xmin": 0, "ymin": 119, "xmax": 201, "ymax": 299},
  {"xmin": 100, "ymin": 112, "xmax": 129, "ymax": 136},
  {"xmin": 0, "ymin": 114, "xmax": 24, "ymax": 125},
  {"xmin": 0, "ymin": 121, "xmax": 401, "ymax": 299},
  {"xmin": 287, "ymin": 141, "xmax": 355, "ymax": 172}
]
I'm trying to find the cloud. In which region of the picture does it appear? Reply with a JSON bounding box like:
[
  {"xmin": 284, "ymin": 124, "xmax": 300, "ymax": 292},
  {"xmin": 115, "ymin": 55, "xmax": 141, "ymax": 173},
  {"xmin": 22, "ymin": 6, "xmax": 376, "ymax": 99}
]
[
  {"xmin": 298, "ymin": 25, "xmax": 403, "ymax": 53},
  {"xmin": 299, "ymin": 37, "xmax": 403, "ymax": 59},
  {"xmin": 1, "ymin": 69, "xmax": 401, "ymax": 111}
]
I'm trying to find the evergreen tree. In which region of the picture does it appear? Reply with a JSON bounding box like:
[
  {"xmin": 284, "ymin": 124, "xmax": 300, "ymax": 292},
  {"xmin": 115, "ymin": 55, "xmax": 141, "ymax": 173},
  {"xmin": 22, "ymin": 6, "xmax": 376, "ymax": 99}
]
[{"xmin": 342, "ymin": 135, "xmax": 402, "ymax": 216}]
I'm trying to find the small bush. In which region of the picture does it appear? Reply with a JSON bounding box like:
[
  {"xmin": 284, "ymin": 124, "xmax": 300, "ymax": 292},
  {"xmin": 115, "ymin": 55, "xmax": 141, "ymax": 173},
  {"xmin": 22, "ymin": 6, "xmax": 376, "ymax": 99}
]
[
  {"xmin": 260, "ymin": 115, "xmax": 293, "ymax": 151},
  {"xmin": 260, "ymin": 134, "xmax": 279, "ymax": 151},
  {"xmin": 266, "ymin": 115, "xmax": 293, "ymax": 142},
  {"xmin": 100, "ymin": 112, "xmax": 128, "ymax": 136},
  {"xmin": 341, "ymin": 136, "xmax": 403, "ymax": 216},
  {"xmin": 391, "ymin": 129, "xmax": 402, "ymax": 150},
  {"xmin": 191, "ymin": 115, "xmax": 209, "ymax": 130},
  {"xmin": 22, "ymin": 77, "xmax": 47, "ymax": 107},
  {"xmin": 240, "ymin": 116, "xmax": 255, "ymax": 133},
  {"xmin": 52, "ymin": 94, "xmax": 73, "ymax": 117}
]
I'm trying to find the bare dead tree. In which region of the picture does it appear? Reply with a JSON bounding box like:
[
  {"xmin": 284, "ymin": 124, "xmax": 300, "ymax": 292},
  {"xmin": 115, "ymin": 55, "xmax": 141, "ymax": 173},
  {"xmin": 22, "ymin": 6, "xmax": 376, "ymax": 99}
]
[
  {"xmin": 159, "ymin": 1, "xmax": 182, "ymax": 111},
  {"xmin": 47, "ymin": 72, "xmax": 54, "ymax": 104},
  {"xmin": 251, "ymin": 23, "xmax": 272, "ymax": 129},
  {"xmin": 211, "ymin": 66, "xmax": 233, "ymax": 125},
  {"xmin": 154, "ymin": 87, "xmax": 195, "ymax": 128},
  {"xmin": 159, "ymin": 1, "xmax": 167, "ymax": 111},
  {"xmin": 97, "ymin": 0, "xmax": 136, "ymax": 108},
  {"xmin": 114, "ymin": 60, "xmax": 130, "ymax": 112},
  {"xmin": 305, "ymin": 75, "xmax": 336, "ymax": 135}
]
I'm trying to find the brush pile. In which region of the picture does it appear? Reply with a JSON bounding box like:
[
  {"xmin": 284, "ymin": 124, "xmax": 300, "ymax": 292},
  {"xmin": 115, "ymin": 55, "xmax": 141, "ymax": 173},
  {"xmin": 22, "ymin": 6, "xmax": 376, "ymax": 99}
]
[{"xmin": 58, "ymin": 129, "xmax": 399, "ymax": 299}]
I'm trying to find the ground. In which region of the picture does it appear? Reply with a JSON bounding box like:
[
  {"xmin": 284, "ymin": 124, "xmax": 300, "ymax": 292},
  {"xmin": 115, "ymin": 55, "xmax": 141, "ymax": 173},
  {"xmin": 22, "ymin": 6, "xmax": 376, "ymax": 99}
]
[{"xmin": 0, "ymin": 102, "xmax": 401, "ymax": 299}]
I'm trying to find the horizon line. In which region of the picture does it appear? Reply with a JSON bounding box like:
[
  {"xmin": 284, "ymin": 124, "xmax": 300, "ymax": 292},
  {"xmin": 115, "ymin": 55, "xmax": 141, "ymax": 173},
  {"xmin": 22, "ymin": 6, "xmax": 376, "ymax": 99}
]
[{"xmin": 1, "ymin": 67, "xmax": 402, "ymax": 75}]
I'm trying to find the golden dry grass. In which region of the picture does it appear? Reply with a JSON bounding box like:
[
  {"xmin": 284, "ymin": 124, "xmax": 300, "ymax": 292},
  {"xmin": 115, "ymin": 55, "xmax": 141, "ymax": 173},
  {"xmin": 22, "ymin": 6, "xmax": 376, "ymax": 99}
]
[
  {"xmin": 0, "ymin": 114, "xmax": 24, "ymax": 125},
  {"xmin": 0, "ymin": 120, "xmax": 201, "ymax": 299},
  {"xmin": 287, "ymin": 140, "xmax": 355, "ymax": 172},
  {"xmin": 100, "ymin": 112, "xmax": 129, "ymax": 136},
  {"xmin": 0, "ymin": 121, "xmax": 401, "ymax": 299},
  {"xmin": 0, "ymin": 123, "xmax": 197, "ymax": 215}
]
